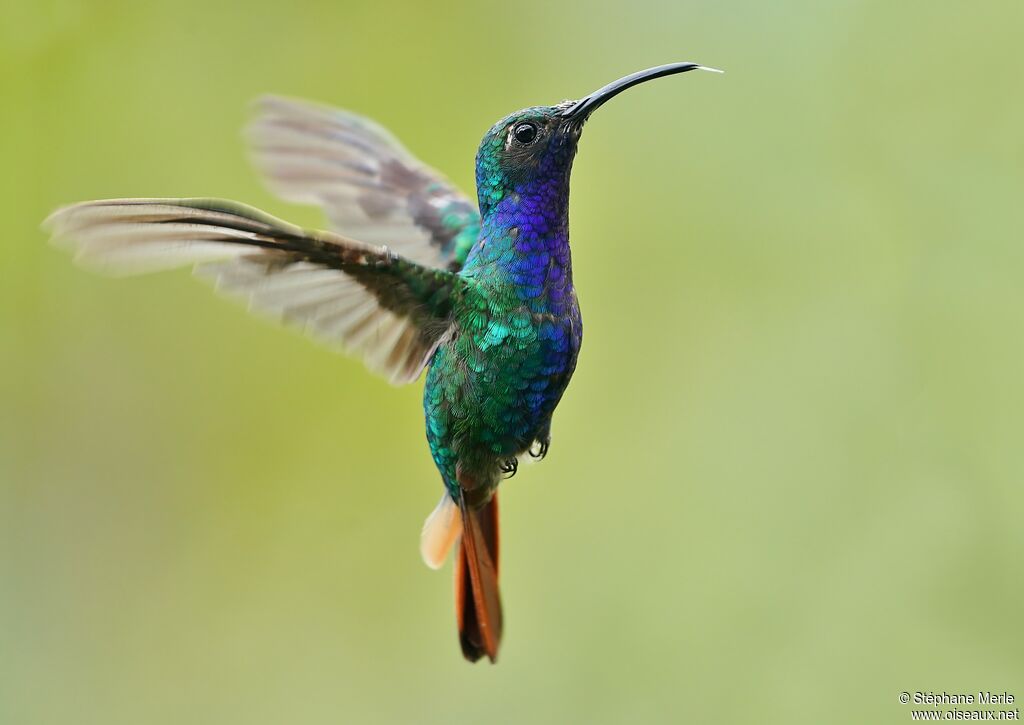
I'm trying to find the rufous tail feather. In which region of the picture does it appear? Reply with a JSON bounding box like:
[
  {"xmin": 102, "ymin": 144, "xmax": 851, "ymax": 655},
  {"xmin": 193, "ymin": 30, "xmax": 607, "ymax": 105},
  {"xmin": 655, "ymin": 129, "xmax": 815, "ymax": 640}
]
[{"xmin": 455, "ymin": 492, "xmax": 502, "ymax": 663}]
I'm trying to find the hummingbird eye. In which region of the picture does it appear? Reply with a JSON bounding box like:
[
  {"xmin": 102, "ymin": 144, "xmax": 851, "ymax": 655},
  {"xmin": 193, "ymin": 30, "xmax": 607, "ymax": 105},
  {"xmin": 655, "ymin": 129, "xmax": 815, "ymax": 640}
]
[{"xmin": 513, "ymin": 122, "xmax": 538, "ymax": 145}]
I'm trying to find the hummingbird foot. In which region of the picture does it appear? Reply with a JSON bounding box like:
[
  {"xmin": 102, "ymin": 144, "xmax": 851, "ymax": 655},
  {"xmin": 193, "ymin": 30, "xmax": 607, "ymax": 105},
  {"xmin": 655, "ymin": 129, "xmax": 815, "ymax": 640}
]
[
  {"xmin": 528, "ymin": 437, "xmax": 550, "ymax": 460},
  {"xmin": 499, "ymin": 458, "xmax": 518, "ymax": 478}
]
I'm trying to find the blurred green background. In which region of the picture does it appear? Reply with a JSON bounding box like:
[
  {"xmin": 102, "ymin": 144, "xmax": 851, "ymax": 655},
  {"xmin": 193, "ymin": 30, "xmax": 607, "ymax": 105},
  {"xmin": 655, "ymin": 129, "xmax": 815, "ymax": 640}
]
[{"xmin": 2, "ymin": 1, "xmax": 1023, "ymax": 723}]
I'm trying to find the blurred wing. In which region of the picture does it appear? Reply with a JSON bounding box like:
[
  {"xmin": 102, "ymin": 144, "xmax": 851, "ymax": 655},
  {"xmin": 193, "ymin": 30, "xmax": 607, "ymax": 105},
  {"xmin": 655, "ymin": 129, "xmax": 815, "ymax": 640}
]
[
  {"xmin": 44, "ymin": 198, "xmax": 467, "ymax": 384},
  {"xmin": 247, "ymin": 95, "xmax": 481, "ymax": 271}
]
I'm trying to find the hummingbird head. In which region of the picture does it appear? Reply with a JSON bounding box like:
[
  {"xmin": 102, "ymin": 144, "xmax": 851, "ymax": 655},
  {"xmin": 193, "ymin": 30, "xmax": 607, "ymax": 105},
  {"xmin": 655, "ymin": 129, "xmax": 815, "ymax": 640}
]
[{"xmin": 474, "ymin": 62, "xmax": 721, "ymax": 217}]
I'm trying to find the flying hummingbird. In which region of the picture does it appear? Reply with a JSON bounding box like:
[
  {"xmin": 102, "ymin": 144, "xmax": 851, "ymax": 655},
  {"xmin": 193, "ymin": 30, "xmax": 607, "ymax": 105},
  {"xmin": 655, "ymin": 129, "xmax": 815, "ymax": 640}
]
[{"xmin": 44, "ymin": 62, "xmax": 720, "ymax": 663}]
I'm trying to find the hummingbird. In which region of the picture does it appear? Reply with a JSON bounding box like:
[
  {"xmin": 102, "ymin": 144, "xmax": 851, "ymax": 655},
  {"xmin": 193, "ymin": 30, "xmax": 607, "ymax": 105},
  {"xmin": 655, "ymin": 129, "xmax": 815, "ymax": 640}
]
[{"xmin": 44, "ymin": 62, "xmax": 720, "ymax": 663}]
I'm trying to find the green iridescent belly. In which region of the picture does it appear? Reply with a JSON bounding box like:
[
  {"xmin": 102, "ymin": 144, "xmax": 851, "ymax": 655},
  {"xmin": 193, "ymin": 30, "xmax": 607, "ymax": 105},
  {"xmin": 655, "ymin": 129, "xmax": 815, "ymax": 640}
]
[{"xmin": 423, "ymin": 300, "xmax": 581, "ymax": 499}]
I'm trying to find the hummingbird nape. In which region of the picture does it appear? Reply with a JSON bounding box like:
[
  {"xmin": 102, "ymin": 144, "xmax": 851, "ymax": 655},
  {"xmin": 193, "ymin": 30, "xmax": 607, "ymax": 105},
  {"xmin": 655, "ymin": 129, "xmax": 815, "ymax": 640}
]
[{"xmin": 43, "ymin": 62, "xmax": 721, "ymax": 663}]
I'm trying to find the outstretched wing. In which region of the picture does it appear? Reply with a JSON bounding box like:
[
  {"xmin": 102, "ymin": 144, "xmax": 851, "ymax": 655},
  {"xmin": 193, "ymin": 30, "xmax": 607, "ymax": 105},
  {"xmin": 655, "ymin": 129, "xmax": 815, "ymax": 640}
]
[
  {"xmin": 247, "ymin": 96, "xmax": 480, "ymax": 272},
  {"xmin": 44, "ymin": 198, "xmax": 469, "ymax": 384}
]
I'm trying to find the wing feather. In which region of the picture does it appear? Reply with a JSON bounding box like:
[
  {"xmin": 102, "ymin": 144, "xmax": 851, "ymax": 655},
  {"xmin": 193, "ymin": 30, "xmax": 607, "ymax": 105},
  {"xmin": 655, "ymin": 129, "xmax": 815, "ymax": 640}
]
[
  {"xmin": 247, "ymin": 96, "xmax": 480, "ymax": 271},
  {"xmin": 44, "ymin": 198, "xmax": 468, "ymax": 385}
]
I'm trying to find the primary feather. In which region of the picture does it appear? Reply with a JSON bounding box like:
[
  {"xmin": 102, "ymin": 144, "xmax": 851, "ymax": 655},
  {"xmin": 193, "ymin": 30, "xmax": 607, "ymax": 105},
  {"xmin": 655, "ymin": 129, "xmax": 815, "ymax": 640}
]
[
  {"xmin": 43, "ymin": 198, "xmax": 465, "ymax": 384},
  {"xmin": 247, "ymin": 96, "xmax": 481, "ymax": 271}
]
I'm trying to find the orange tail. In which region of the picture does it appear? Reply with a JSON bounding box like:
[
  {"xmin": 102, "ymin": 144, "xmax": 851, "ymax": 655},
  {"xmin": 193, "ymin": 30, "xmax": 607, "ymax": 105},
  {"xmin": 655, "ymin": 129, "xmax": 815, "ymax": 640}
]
[{"xmin": 455, "ymin": 492, "xmax": 502, "ymax": 663}]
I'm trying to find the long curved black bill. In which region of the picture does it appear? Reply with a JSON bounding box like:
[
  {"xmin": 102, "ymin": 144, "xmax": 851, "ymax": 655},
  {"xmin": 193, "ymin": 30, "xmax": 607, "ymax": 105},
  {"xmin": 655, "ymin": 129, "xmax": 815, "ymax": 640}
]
[{"xmin": 560, "ymin": 62, "xmax": 722, "ymax": 122}]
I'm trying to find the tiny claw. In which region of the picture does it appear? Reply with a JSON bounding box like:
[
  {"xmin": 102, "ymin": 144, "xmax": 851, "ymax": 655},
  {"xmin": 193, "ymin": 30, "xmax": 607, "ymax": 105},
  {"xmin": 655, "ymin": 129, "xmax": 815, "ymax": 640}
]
[
  {"xmin": 529, "ymin": 438, "xmax": 550, "ymax": 460},
  {"xmin": 500, "ymin": 458, "xmax": 518, "ymax": 478}
]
